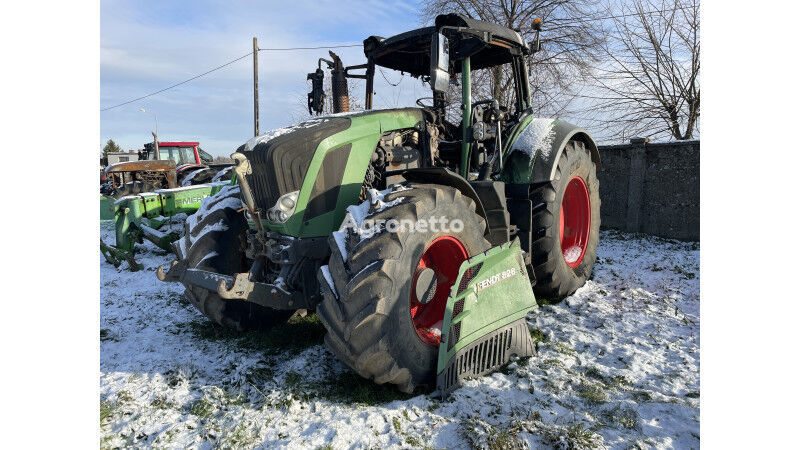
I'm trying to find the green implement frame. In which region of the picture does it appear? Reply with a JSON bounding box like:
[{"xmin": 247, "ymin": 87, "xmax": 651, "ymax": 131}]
[
  {"xmin": 437, "ymin": 239, "xmax": 537, "ymax": 397},
  {"xmin": 100, "ymin": 179, "xmax": 235, "ymax": 270}
]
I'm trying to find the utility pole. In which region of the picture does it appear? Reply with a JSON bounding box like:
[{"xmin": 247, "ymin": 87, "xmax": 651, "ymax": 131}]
[{"xmin": 253, "ymin": 37, "xmax": 259, "ymax": 136}]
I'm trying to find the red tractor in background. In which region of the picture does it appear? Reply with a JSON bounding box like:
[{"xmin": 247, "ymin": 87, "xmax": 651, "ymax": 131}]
[{"xmin": 101, "ymin": 140, "xmax": 234, "ymax": 199}]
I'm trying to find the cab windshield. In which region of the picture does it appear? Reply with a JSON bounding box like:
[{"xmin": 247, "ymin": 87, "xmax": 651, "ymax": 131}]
[{"xmin": 147, "ymin": 146, "xmax": 196, "ymax": 165}]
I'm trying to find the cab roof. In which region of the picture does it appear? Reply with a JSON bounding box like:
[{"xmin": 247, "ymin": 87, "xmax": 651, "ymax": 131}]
[
  {"xmin": 144, "ymin": 141, "xmax": 199, "ymax": 149},
  {"xmin": 364, "ymin": 14, "xmax": 530, "ymax": 76}
]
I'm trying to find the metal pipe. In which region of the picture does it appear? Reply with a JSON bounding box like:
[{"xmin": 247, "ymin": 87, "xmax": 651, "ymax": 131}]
[
  {"xmin": 365, "ymin": 59, "xmax": 375, "ymax": 110},
  {"xmin": 460, "ymin": 57, "xmax": 471, "ymax": 179},
  {"xmin": 253, "ymin": 37, "xmax": 259, "ymax": 136}
]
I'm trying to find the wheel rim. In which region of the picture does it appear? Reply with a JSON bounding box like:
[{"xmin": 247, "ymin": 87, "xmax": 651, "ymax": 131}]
[
  {"xmin": 560, "ymin": 176, "xmax": 591, "ymax": 268},
  {"xmin": 410, "ymin": 235, "xmax": 468, "ymax": 346}
]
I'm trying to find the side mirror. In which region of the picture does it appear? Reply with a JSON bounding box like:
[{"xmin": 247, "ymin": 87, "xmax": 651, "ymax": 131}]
[
  {"xmin": 430, "ymin": 32, "xmax": 450, "ymax": 93},
  {"xmin": 307, "ymin": 68, "xmax": 325, "ymax": 114}
]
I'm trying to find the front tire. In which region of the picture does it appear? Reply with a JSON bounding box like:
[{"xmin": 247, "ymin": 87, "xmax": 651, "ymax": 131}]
[
  {"xmin": 316, "ymin": 184, "xmax": 490, "ymax": 392},
  {"xmin": 177, "ymin": 185, "xmax": 293, "ymax": 331},
  {"xmin": 529, "ymin": 140, "xmax": 601, "ymax": 300}
]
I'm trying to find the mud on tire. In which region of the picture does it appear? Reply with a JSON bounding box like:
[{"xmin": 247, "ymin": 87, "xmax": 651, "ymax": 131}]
[
  {"xmin": 316, "ymin": 184, "xmax": 490, "ymax": 393},
  {"xmin": 529, "ymin": 140, "xmax": 601, "ymax": 300},
  {"xmin": 175, "ymin": 185, "xmax": 292, "ymax": 331}
]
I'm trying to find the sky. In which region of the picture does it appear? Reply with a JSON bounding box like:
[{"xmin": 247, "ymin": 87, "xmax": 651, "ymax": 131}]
[{"xmin": 101, "ymin": 0, "xmax": 430, "ymax": 156}]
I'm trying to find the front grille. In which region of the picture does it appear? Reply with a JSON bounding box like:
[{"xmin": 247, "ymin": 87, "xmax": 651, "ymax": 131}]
[{"xmin": 246, "ymin": 147, "xmax": 308, "ymax": 211}]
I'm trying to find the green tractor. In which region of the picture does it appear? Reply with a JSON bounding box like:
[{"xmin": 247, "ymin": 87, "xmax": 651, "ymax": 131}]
[{"xmin": 158, "ymin": 14, "xmax": 600, "ymax": 395}]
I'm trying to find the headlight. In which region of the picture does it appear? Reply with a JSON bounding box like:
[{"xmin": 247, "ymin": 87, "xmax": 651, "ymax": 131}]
[
  {"xmin": 280, "ymin": 196, "xmax": 296, "ymax": 210},
  {"xmin": 268, "ymin": 191, "xmax": 299, "ymax": 223}
]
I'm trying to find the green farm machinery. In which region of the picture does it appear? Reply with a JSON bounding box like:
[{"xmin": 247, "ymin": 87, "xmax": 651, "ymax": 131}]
[
  {"xmin": 152, "ymin": 14, "xmax": 600, "ymax": 395},
  {"xmin": 101, "ymin": 180, "xmax": 236, "ymax": 270}
]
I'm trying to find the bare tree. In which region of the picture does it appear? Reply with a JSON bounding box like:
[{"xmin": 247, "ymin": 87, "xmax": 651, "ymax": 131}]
[
  {"xmin": 581, "ymin": 0, "xmax": 699, "ymax": 141},
  {"xmin": 420, "ymin": 0, "xmax": 606, "ymax": 117}
]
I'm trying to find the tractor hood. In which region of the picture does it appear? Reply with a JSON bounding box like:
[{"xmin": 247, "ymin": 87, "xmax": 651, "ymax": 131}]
[
  {"xmin": 238, "ymin": 108, "xmax": 424, "ymax": 237},
  {"xmin": 241, "ymin": 116, "xmax": 353, "ymax": 211},
  {"xmin": 104, "ymin": 159, "xmax": 176, "ymax": 174}
]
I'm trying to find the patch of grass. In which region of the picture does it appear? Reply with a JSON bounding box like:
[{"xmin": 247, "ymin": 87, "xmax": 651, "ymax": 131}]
[
  {"xmin": 245, "ymin": 365, "xmax": 275, "ymax": 386},
  {"xmin": 100, "ymin": 328, "xmax": 116, "ymax": 342},
  {"xmin": 392, "ymin": 416, "xmax": 402, "ymax": 433},
  {"xmin": 391, "ymin": 414, "xmax": 428, "ymax": 448},
  {"xmin": 673, "ymin": 264, "xmax": 696, "ymax": 280},
  {"xmin": 461, "ymin": 418, "xmax": 525, "ymax": 450},
  {"xmin": 535, "ymin": 297, "xmax": 561, "ymax": 307},
  {"xmin": 631, "ymin": 390, "xmax": 654, "ymax": 403},
  {"xmin": 510, "ymin": 413, "xmax": 603, "ymax": 450},
  {"xmin": 404, "ymin": 434, "xmax": 424, "ymax": 447},
  {"xmin": 219, "ymin": 418, "xmax": 257, "ymax": 448},
  {"xmin": 190, "ymin": 397, "xmax": 215, "ymax": 419},
  {"xmin": 164, "ymin": 370, "xmax": 184, "ymax": 388},
  {"xmin": 584, "ymin": 367, "xmax": 631, "ymax": 389},
  {"xmin": 600, "ymin": 405, "xmax": 640, "ymax": 430},
  {"xmin": 117, "ymin": 390, "xmax": 133, "ymax": 403},
  {"xmin": 529, "ymin": 328, "xmax": 548, "ymax": 344},
  {"xmin": 485, "ymin": 428, "xmax": 524, "ymax": 450},
  {"xmin": 552, "ymin": 341, "xmax": 577, "ymax": 356},
  {"xmin": 189, "ymin": 313, "xmax": 326, "ymax": 353},
  {"xmin": 563, "ymin": 423, "xmax": 601, "ymax": 448},
  {"xmin": 542, "ymin": 358, "xmax": 564, "ymax": 367},
  {"xmin": 100, "ymin": 400, "xmax": 114, "ymax": 424},
  {"xmin": 150, "ymin": 395, "xmax": 175, "ymax": 410},
  {"xmin": 584, "ymin": 367, "xmax": 605, "ymax": 381},
  {"xmin": 284, "ymin": 369, "xmax": 414, "ymax": 406},
  {"xmin": 578, "ymin": 382, "xmax": 608, "ymax": 404}
]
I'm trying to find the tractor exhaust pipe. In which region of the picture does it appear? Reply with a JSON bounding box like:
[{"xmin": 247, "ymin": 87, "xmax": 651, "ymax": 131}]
[{"xmin": 329, "ymin": 51, "xmax": 349, "ymax": 113}]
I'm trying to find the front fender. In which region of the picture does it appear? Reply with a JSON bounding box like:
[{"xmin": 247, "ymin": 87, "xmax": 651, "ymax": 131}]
[{"xmin": 500, "ymin": 118, "xmax": 600, "ymax": 184}]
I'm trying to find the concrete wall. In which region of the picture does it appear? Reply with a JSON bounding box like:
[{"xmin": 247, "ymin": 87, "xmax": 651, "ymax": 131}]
[{"xmin": 597, "ymin": 139, "xmax": 699, "ymax": 241}]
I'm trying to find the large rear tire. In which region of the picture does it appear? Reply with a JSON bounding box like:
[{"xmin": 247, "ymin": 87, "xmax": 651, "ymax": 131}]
[
  {"xmin": 316, "ymin": 184, "xmax": 490, "ymax": 393},
  {"xmin": 176, "ymin": 185, "xmax": 293, "ymax": 331},
  {"xmin": 529, "ymin": 140, "xmax": 601, "ymax": 300}
]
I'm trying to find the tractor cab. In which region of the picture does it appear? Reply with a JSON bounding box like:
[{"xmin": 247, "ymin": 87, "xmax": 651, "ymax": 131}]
[
  {"xmin": 309, "ymin": 13, "xmax": 540, "ymax": 179},
  {"xmin": 141, "ymin": 141, "xmax": 212, "ymax": 166}
]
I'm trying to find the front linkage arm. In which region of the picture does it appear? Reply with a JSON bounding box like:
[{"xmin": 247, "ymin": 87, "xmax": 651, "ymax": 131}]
[
  {"xmin": 157, "ymin": 152, "xmax": 316, "ymax": 311},
  {"xmin": 156, "ymin": 249, "xmax": 315, "ymax": 310}
]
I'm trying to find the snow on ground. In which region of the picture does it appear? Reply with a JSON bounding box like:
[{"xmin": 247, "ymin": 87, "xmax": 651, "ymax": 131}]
[{"xmin": 100, "ymin": 223, "xmax": 699, "ymax": 449}]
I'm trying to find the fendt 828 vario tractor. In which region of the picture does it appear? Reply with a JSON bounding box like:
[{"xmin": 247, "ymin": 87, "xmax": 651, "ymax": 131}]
[{"xmin": 158, "ymin": 14, "xmax": 600, "ymax": 395}]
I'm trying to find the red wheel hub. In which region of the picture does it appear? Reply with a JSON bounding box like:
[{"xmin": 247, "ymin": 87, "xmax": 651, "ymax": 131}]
[
  {"xmin": 410, "ymin": 235, "xmax": 468, "ymax": 346},
  {"xmin": 560, "ymin": 176, "xmax": 591, "ymax": 268}
]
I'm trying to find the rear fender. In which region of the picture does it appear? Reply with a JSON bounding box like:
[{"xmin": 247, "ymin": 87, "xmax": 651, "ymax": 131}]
[{"xmin": 501, "ymin": 118, "xmax": 600, "ymax": 184}]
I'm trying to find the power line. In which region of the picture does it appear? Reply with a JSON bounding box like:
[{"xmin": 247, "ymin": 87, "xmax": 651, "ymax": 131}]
[
  {"xmin": 101, "ymin": 51, "xmax": 252, "ymax": 111},
  {"xmin": 100, "ymin": 5, "xmax": 693, "ymax": 112},
  {"xmin": 100, "ymin": 44, "xmax": 362, "ymax": 112},
  {"xmin": 258, "ymin": 44, "xmax": 362, "ymax": 51}
]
